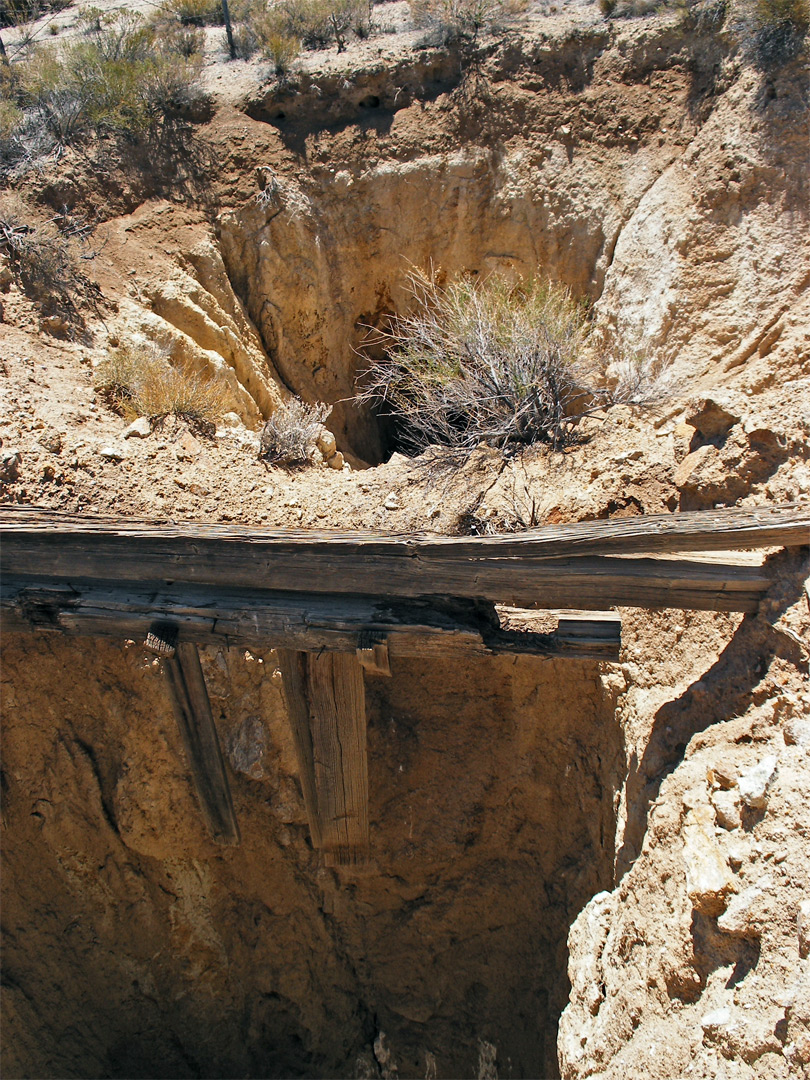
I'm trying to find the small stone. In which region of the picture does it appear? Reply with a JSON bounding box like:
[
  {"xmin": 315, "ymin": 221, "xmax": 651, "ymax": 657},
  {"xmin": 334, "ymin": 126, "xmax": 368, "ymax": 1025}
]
[
  {"xmin": 99, "ymin": 445, "xmax": 125, "ymax": 461},
  {"xmin": 387, "ymin": 452, "xmax": 411, "ymax": 468},
  {"xmin": 123, "ymin": 417, "xmax": 152, "ymax": 439},
  {"xmin": 724, "ymin": 836, "xmax": 749, "ymax": 871},
  {"xmin": 317, "ymin": 429, "xmax": 337, "ymax": 459},
  {"xmin": 384, "ymin": 493, "xmax": 401, "ymax": 510},
  {"xmin": 38, "ymin": 432, "xmax": 63, "ymax": 454},
  {"xmin": 226, "ymin": 716, "xmax": 268, "ymax": 780},
  {"xmin": 686, "ymin": 398, "xmax": 740, "ymax": 440},
  {"xmin": 717, "ymin": 877, "xmax": 771, "ymax": 936},
  {"xmin": 701, "ymin": 1007, "xmax": 731, "ymax": 1033},
  {"xmin": 40, "ymin": 314, "xmax": 70, "ymax": 336},
  {"xmin": 674, "ymin": 444, "xmax": 717, "ymax": 489},
  {"xmin": 683, "ymin": 806, "xmax": 734, "ymax": 915},
  {"xmin": 798, "ymin": 899, "xmax": 810, "ymax": 958},
  {"xmin": 673, "ymin": 421, "xmax": 697, "ymax": 458},
  {"xmin": 738, "ymin": 755, "xmax": 778, "ymax": 809},
  {"xmin": 328, "ymin": 451, "xmax": 344, "ymax": 471},
  {"xmin": 707, "ymin": 763, "xmax": 738, "ymax": 790},
  {"xmin": 783, "ymin": 715, "xmax": 810, "ymax": 747},
  {"xmin": 220, "ymin": 411, "xmax": 243, "ymax": 427},
  {"xmin": 176, "ymin": 431, "xmax": 201, "ymax": 461},
  {"xmin": 712, "ymin": 789, "xmax": 742, "ymax": 830},
  {"xmin": 0, "ymin": 450, "xmax": 21, "ymax": 482}
]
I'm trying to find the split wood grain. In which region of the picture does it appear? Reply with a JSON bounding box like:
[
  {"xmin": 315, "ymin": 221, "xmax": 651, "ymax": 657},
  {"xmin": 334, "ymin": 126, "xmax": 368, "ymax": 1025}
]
[
  {"xmin": 275, "ymin": 650, "xmax": 369, "ymax": 866},
  {"xmin": 0, "ymin": 579, "xmax": 622, "ymax": 660},
  {"xmin": 0, "ymin": 535, "xmax": 772, "ymax": 611},
  {"xmin": 1, "ymin": 503, "xmax": 806, "ymax": 557},
  {"xmin": 162, "ymin": 642, "xmax": 240, "ymax": 846}
]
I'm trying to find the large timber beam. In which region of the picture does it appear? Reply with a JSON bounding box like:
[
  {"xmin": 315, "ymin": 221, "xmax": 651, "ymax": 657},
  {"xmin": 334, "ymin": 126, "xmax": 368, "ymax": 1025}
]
[
  {"xmin": 0, "ymin": 578, "xmax": 622, "ymax": 661},
  {"xmin": 2, "ymin": 504, "xmax": 806, "ymax": 556},
  {"xmin": 275, "ymin": 649, "xmax": 369, "ymax": 867}
]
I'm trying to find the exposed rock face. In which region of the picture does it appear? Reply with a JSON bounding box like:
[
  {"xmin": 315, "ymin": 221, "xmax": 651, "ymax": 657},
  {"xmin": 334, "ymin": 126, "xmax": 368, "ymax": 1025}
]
[
  {"xmin": 0, "ymin": 637, "xmax": 624, "ymax": 1079},
  {"xmin": 215, "ymin": 18, "xmax": 809, "ymax": 461},
  {"xmin": 559, "ymin": 553, "xmax": 810, "ymax": 1080},
  {"xmin": 1, "ymin": 6, "xmax": 809, "ymax": 1080}
]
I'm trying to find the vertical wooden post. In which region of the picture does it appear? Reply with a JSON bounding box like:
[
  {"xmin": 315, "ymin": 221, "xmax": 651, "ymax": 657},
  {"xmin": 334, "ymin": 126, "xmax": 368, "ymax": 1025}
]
[
  {"xmin": 221, "ymin": 0, "xmax": 236, "ymax": 59},
  {"xmin": 163, "ymin": 641, "xmax": 241, "ymax": 846},
  {"xmin": 276, "ymin": 650, "xmax": 369, "ymax": 866}
]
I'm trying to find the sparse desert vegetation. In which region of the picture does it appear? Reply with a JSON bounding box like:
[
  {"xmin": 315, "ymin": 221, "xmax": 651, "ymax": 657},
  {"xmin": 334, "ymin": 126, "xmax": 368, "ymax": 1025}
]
[
  {"xmin": 359, "ymin": 269, "xmax": 624, "ymax": 455},
  {"xmin": 94, "ymin": 341, "xmax": 228, "ymax": 429}
]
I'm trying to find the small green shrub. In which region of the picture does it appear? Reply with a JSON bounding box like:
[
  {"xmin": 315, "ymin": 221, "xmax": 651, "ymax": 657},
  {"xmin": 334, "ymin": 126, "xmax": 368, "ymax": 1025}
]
[
  {"xmin": 95, "ymin": 342, "xmax": 228, "ymax": 428},
  {"xmin": 262, "ymin": 28, "xmax": 302, "ymax": 69},
  {"xmin": 2, "ymin": 13, "xmax": 206, "ymax": 164},
  {"xmin": 260, "ymin": 397, "xmax": 330, "ymax": 465}
]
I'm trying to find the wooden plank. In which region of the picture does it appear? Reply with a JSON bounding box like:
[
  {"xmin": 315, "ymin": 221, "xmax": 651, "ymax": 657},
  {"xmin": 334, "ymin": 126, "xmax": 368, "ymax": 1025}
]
[
  {"xmin": 307, "ymin": 652, "xmax": 368, "ymax": 867},
  {"xmin": 0, "ymin": 578, "xmax": 623, "ymax": 660},
  {"xmin": 274, "ymin": 650, "xmax": 323, "ymax": 849},
  {"xmin": 162, "ymin": 642, "xmax": 240, "ymax": 846},
  {"xmin": 0, "ymin": 530, "xmax": 772, "ymax": 611},
  {"xmin": 1, "ymin": 504, "xmax": 806, "ymax": 558},
  {"xmin": 276, "ymin": 650, "xmax": 369, "ymax": 866}
]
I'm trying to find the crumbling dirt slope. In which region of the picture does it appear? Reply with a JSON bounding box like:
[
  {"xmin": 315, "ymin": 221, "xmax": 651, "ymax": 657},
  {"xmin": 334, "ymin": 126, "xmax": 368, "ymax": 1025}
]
[{"xmin": 1, "ymin": 3, "xmax": 809, "ymax": 1078}]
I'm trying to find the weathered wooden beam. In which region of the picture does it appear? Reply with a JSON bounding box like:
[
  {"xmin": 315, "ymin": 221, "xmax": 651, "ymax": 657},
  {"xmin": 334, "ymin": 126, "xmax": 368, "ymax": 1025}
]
[
  {"xmin": 0, "ymin": 534, "xmax": 771, "ymax": 611},
  {"xmin": 1, "ymin": 504, "xmax": 806, "ymax": 557},
  {"xmin": 0, "ymin": 578, "xmax": 623, "ymax": 660},
  {"xmin": 273, "ymin": 650, "xmax": 323, "ymax": 850},
  {"xmin": 276, "ymin": 649, "xmax": 369, "ymax": 867},
  {"xmin": 157, "ymin": 639, "xmax": 240, "ymax": 846}
]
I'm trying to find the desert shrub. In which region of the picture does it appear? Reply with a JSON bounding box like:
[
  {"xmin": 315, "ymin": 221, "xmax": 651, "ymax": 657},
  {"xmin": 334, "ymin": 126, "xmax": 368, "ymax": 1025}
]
[
  {"xmin": 95, "ymin": 341, "xmax": 228, "ymax": 428},
  {"xmin": 734, "ymin": 0, "xmax": 809, "ymax": 64},
  {"xmin": 261, "ymin": 27, "xmax": 302, "ymax": 69},
  {"xmin": 0, "ymin": 98, "xmax": 25, "ymax": 165},
  {"xmin": 1, "ymin": 11, "xmax": 206, "ymax": 171},
  {"xmin": 224, "ymin": 1, "xmax": 301, "ymax": 64},
  {"xmin": 0, "ymin": 0, "xmax": 70, "ymax": 29},
  {"xmin": 597, "ymin": 0, "xmax": 670, "ymax": 16},
  {"xmin": 409, "ymin": 0, "xmax": 525, "ymax": 41},
  {"xmin": 260, "ymin": 397, "xmax": 331, "ymax": 465},
  {"xmin": 0, "ymin": 194, "xmax": 79, "ymax": 303},
  {"xmin": 249, "ymin": 0, "xmax": 371, "ymax": 52},
  {"xmin": 159, "ymin": 0, "xmax": 224, "ymax": 26},
  {"xmin": 357, "ymin": 269, "xmax": 600, "ymax": 455}
]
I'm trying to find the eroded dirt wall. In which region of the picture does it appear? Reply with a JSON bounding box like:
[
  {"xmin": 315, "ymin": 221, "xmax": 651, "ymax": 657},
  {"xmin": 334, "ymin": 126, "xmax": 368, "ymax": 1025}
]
[{"xmin": 0, "ymin": 635, "xmax": 623, "ymax": 1079}]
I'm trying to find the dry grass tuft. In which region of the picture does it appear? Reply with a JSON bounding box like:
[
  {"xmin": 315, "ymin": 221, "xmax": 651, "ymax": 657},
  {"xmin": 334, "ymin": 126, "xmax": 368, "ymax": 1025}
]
[{"xmin": 95, "ymin": 341, "xmax": 228, "ymax": 432}]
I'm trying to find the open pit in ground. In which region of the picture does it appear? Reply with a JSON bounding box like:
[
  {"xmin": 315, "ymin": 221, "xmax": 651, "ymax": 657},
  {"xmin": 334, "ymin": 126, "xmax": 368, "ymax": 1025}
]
[{"xmin": 1, "ymin": 4, "xmax": 809, "ymax": 1078}]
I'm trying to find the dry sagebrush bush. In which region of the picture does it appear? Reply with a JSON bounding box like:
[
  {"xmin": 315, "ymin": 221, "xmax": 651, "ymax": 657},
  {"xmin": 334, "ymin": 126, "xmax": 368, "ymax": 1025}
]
[
  {"xmin": 1, "ymin": 10, "xmax": 206, "ymax": 173},
  {"xmin": 233, "ymin": 0, "xmax": 371, "ymax": 56},
  {"xmin": 357, "ymin": 269, "xmax": 597, "ymax": 454},
  {"xmin": 357, "ymin": 268, "xmax": 670, "ymax": 458},
  {"xmin": 260, "ymin": 397, "xmax": 331, "ymax": 465},
  {"xmin": 409, "ymin": 0, "xmax": 526, "ymax": 40}
]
